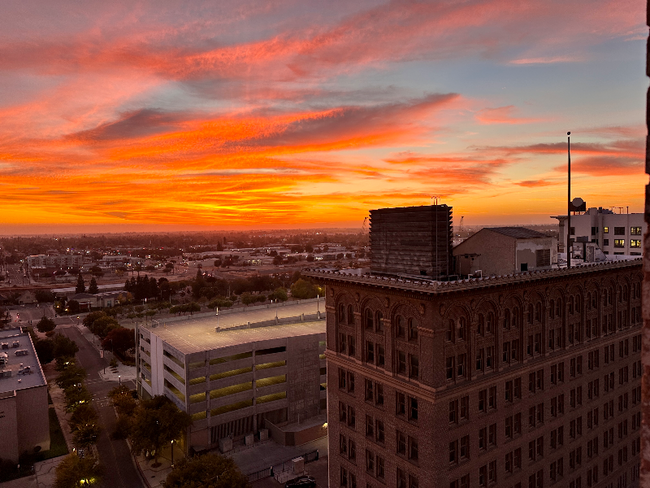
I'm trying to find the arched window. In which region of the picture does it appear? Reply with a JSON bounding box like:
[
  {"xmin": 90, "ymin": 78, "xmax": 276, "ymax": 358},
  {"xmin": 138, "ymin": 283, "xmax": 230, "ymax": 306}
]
[
  {"xmin": 458, "ymin": 317, "xmax": 467, "ymax": 341},
  {"xmin": 528, "ymin": 304, "xmax": 534, "ymax": 324},
  {"xmin": 555, "ymin": 299, "xmax": 561, "ymax": 317},
  {"xmin": 347, "ymin": 305, "xmax": 354, "ymax": 325},
  {"xmin": 591, "ymin": 292, "xmax": 597, "ymax": 309},
  {"xmin": 513, "ymin": 307, "xmax": 519, "ymax": 328},
  {"xmin": 446, "ymin": 319, "xmax": 455, "ymax": 342},
  {"xmin": 487, "ymin": 312, "xmax": 495, "ymax": 334},
  {"xmin": 535, "ymin": 302, "xmax": 542, "ymax": 322},
  {"xmin": 503, "ymin": 309, "xmax": 511, "ymax": 329},
  {"xmin": 375, "ymin": 311, "xmax": 384, "ymax": 332},
  {"xmin": 478, "ymin": 313, "xmax": 485, "ymax": 336},
  {"xmin": 569, "ymin": 296, "xmax": 575, "ymax": 315},
  {"xmin": 549, "ymin": 300, "xmax": 555, "ymax": 319},
  {"xmin": 338, "ymin": 303, "xmax": 346, "ymax": 324},
  {"xmin": 408, "ymin": 318, "xmax": 418, "ymax": 341},
  {"xmin": 586, "ymin": 293, "xmax": 591, "ymax": 311},
  {"xmin": 395, "ymin": 315, "xmax": 405, "ymax": 338},
  {"xmin": 364, "ymin": 308, "xmax": 373, "ymax": 329}
]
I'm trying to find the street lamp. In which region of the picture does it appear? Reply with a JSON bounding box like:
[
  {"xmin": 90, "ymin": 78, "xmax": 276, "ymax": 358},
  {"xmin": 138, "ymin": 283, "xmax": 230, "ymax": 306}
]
[{"xmin": 170, "ymin": 439, "xmax": 175, "ymax": 468}]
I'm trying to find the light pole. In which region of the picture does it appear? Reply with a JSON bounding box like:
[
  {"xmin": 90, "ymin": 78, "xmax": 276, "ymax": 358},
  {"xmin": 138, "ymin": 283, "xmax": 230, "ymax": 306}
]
[
  {"xmin": 567, "ymin": 131, "xmax": 571, "ymax": 269},
  {"xmin": 170, "ymin": 439, "xmax": 175, "ymax": 468}
]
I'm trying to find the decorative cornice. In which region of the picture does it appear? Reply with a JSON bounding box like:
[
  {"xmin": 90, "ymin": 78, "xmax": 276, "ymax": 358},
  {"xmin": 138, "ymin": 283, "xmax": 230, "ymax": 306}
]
[{"xmin": 304, "ymin": 259, "xmax": 641, "ymax": 296}]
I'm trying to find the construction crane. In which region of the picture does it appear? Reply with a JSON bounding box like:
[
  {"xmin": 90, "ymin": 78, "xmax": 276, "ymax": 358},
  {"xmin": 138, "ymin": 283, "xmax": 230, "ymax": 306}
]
[{"xmin": 459, "ymin": 216, "xmax": 464, "ymax": 234}]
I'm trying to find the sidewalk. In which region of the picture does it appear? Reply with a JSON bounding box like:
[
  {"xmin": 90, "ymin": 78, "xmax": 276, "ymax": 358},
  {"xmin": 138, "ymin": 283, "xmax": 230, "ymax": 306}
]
[{"xmin": 0, "ymin": 457, "xmax": 66, "ymax": 488}]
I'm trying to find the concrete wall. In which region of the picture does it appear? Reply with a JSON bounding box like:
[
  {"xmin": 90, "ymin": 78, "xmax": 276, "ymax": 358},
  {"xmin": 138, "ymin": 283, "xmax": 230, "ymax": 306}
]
[
  {"xmin": 0, "ymin": 392, "xmax": 19, "ymax": 463},
  {"xmin": 453, "ymin": 228, "xmax": 515, "ymax": 276},
  {"xmin": 16, "ymin": 385, "xmax": 50, "ymax": 455},
  {"xmin": 0, "ymin": 385, "xmax": 49, "ymax": 464}
]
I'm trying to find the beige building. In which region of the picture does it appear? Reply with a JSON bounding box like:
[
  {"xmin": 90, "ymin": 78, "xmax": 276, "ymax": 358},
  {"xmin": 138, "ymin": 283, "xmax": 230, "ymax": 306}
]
[
  {"xmin": 136, "ymin": 300, "xmax": 327, "ymax": 453},
  {"xmin": 454, "ymin": 227, "xmax": 557, "ymax": 277},
  {"xmin": 0, "ymin": 328, "xmax": 50, "ymax": 463}
]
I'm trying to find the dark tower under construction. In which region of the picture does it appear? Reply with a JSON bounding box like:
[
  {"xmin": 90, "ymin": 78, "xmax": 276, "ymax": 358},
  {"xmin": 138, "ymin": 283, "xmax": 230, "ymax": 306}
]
[{"xmin": 369, "ymin": 204, "xmax": 453, "ymax": 278}]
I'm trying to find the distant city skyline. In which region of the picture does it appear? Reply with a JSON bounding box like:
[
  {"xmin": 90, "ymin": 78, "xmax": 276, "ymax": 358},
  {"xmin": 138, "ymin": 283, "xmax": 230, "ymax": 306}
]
[{"xmin": 0, "ymin": 0, "xmax": 646, "ymax": 233}]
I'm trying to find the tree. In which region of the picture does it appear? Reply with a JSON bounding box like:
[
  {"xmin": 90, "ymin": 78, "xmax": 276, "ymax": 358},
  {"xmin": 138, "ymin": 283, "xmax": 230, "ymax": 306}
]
[
  {"xmin": 36, "ymin": 316, "xmax": 56, "ymax": 333},
  {"xmin": 163, "ymin": 453, "xmax": 250, "ymax": 488},
  {"xmin": 34, "ymin": 338, "xmax": 55, "ymax": 364},
  {"xmin": 269, "ymin": 287, "xmax": 288, "ymax": 302},
  {"xmin": 35, "ymin": 290, "xmax": 56, "ymax": 303},
  {"xmin": 89, "ymin": 265, "xmax": 104, "ymax": 277},
  {"xmin": 52, "ymin": 333, "xmax": 79, "ymax": 359},
  {"xmin": 290, "ymin": 279, "xmax": 318, "ymax": 299},
  {"xmin": 70, "ymin": 403, "xmax": 101, "ymax": 447},
  {"xmin": 75, "ymin": 273, "xmax": 85, "ymax": 294},
  {"xmin": 68, "ymin": 300, "xmax": 80, "ymax": 314},
  {"xmin": 101, "ymin": 327, "xmax": 135, "ymax": 357},
  {"xmin": 54, "ymin": 454, "xmax": 103, "ymax": 488},
  {"xmin": 129, "ymin": 395, "xmax": 192, "ymax": 465},
  {"xmin": 88, "ymin": 277, "xmax": 99, "ymax": 294}
]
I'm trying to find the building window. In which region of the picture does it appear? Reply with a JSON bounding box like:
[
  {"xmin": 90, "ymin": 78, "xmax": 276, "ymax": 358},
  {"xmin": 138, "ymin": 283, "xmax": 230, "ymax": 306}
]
[
  {"xmin": 631, "ymin": 226, "xmax": 642, "ymax": 235},
  {"xmin": 398, "ymin": 351, "xmax": 407, "ymax": 375},
  {"xmin": 614, "ymin": 239, "xmax": 625, "ymax": 248},
  {"xmin": 631, "ymin": 239, "xmax": 641, "ymax": 248},
  {"xmin": 347, "ymin": 305, "xmax": 354, "ymax": 325},
  {"xmin": 409, "ymin": 354, "xmax": 419, "ymax": 379},
  {"xmin": 395, "ymin": 315, "xmax": 405, "ymax": 338},
  {"xmin": 365, "ymin": 308, "xmax": 374, "ymax": 329},
  {"xmin": 603, "ymin": 239, "xmax": 609, "ymax": 246},
  {"xmin": 603, "ymin": 226, "xmax": 609, "ymax": 233},
  {"xmin": 614, "ymin": 227, "xmax": 625, "ymax": 235},
  {"xmin": 366, "ymin": 341, "xmax": 374, "ymax": 363},
  {"xmin": 375, "ymin": 311, "xmax": 384, "ymax": 332},
  {"xmin": 408, "ymin": 318, "xmax": 418, "ymax": 341}
]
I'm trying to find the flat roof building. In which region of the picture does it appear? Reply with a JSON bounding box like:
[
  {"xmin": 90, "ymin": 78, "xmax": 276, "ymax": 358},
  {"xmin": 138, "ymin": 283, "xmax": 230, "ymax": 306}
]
[
  {"xmin": 136, "ymin": 300, "xmax": 327, "ymax": 453},
  {"xmin": 553, "ymin": 206, "xmax": 645, "ymax": 257},
  {"xmin": 0, "ymin": 328, "xmax": 50, "ymax": 463}
]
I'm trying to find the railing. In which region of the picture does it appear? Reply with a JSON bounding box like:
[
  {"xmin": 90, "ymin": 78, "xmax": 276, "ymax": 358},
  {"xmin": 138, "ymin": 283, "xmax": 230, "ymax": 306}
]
[{"xmin": 246, "ymin": 449, "xmax": 320, "ymax": 483}]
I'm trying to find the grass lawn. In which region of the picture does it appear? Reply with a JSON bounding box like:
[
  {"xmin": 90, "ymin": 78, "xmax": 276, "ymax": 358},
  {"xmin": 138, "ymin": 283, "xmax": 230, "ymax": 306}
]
[{"xmin": 42, "ymin": 407, "xmax": 69, "ymax": 459}]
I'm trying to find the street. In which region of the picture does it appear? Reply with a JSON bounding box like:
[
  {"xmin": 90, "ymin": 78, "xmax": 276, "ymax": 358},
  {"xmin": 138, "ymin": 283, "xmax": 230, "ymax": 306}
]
[{"xmin": 58, "ymin": 325, "xmax": 144, "ymax": 488}]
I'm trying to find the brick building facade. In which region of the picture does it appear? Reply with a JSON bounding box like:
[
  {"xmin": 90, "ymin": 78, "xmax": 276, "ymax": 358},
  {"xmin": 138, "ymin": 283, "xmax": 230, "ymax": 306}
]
[{"xmin": 310, "ymin": 259, "xmax": 642, "ymax": 488}]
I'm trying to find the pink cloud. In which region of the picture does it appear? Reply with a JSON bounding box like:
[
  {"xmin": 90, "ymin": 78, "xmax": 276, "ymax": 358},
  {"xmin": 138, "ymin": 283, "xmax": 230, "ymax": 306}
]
[{"xmin": 475, "ymin": 105, "xmax": 544, "ymax": 125}]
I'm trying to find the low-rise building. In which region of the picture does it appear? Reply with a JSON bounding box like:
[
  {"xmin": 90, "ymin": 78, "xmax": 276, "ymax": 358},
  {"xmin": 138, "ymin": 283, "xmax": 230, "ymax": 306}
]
[
  {"xmin": 553, "ymin": 207, "xmax": 645, "ymax": 256},
  {"xmin": 0, "ymin": 328, "xmax": 50, "ymax": 463},
  {"xmin": 453, "ymin": 227, "xmax": 557, "ymax": 276},
  {"xmin": 136, "ymin": 300, "xmax": 327, "ymax": 453}
]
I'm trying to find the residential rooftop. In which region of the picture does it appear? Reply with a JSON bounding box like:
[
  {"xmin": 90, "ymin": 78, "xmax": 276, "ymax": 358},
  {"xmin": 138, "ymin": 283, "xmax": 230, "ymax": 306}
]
[
  {"xmin": 142, "ymin": 299, "xmax": 324, "ymax": 356},
  {"xmin": 0, "ymin": 328, "xmax": 46, "ymax": 394}
]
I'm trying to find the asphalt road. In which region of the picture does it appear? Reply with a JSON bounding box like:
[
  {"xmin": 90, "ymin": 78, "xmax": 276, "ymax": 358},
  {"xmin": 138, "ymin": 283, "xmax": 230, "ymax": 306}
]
[{"xmin": 59, "ymin": 326, "xmax": 144, "ymax": 488}]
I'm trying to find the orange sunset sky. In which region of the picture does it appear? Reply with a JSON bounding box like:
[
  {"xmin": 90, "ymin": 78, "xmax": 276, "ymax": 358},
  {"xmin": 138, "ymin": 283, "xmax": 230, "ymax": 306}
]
[{"xmin": 0, "ymin": 0, "xmax": 647, "ymax": 234}]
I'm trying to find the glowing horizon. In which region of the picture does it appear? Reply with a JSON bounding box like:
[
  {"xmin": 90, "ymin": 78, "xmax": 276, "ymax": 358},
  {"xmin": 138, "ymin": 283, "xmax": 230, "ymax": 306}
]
[{"xmin": 1, "ymin": 0, "xmax": 646, "ymax": 233}]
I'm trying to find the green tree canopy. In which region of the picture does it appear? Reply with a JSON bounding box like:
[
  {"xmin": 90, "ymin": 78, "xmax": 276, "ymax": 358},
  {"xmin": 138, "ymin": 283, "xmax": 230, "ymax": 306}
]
[
  {"xmin": 54, "ymin": 454, "xmax": 103, "ymax": 488},
  {"xmin": 52, "ymin": 333, "xmax": 79, "ymax": 359},
  {"xmin": 129, "ymin": 395, "xmax": 192, "ymax": 464},
  {"xmin": 290, "ymin": 279, "xmax": 318, "ymax": 299},
  {"xmin": 75, "ymin": 273, "xmax": 85, "ymax": 294},
  {"xmin": 88, "ymin": 277, "xmax": 99, "ymax": 294},
  {"xmin": 101, "ymin": 327, "xmax": 135, "ymax": 356},
  {"xmin": 36, "ymin": 316, "xmax": 56, "ymax": 333},
  {"xmin": 163, "ymin": 453, "xmax": 250, "ymax": 488}
]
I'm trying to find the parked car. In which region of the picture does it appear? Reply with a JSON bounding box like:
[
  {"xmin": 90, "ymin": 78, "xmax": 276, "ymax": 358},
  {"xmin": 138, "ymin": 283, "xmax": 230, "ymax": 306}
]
[{"xmin": 285, "ymin": 475, "xmax": 316, "ymax": 488}]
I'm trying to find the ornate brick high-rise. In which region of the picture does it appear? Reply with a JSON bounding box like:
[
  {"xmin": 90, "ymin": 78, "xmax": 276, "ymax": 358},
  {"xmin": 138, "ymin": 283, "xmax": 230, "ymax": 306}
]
[{"xmin": 309, "ymin": 213, "xmax": 642, "ymax": 488}]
